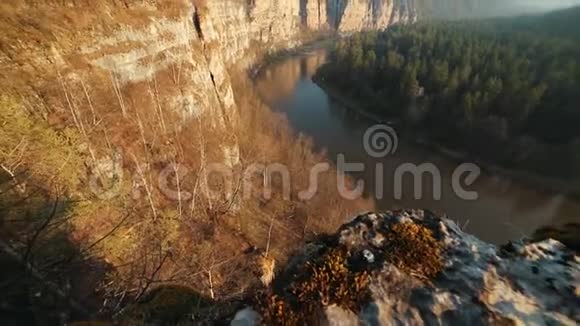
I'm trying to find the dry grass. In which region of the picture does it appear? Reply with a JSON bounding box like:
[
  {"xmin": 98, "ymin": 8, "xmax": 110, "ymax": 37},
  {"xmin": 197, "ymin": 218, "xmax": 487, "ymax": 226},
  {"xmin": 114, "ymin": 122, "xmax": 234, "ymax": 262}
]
[
  {"xmin": 256, "ymin": 246, "xmax": 370, "ymax": 325},
  {"xmin": 0, "ymin": 53, "xmax": 371, "ymax": 322},
  {"xmin": 121, "ymin": 285, "xmax": 209, "ymax": 323},
  {"xmin": 0, "ymin": 1, "xmax": 373, "ymax": 322}
]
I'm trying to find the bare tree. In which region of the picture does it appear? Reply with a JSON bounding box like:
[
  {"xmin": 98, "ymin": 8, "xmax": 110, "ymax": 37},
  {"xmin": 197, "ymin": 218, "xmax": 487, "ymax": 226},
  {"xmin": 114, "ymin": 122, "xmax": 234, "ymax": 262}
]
[{"xmin": 130, "ymin": 153, "xmax": 157, "ymax": 219}]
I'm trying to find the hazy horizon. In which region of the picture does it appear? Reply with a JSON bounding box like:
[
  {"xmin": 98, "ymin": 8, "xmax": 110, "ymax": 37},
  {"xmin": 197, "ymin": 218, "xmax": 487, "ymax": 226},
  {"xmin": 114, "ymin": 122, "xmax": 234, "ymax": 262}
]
[
  {"xmin": 427, "ymin": 0, "xmax": 580, "ymax": 19},
  {"xmin": 513, "ymin": 0, "xmax": 580, "ymax": 12}
]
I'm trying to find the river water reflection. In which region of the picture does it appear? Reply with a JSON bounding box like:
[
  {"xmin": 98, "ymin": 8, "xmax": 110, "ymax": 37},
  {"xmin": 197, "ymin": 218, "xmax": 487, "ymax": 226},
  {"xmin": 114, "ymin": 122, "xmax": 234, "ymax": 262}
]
[{"xmin": 254, "ymin": 48, "xmax": 579, "ymax": 244}]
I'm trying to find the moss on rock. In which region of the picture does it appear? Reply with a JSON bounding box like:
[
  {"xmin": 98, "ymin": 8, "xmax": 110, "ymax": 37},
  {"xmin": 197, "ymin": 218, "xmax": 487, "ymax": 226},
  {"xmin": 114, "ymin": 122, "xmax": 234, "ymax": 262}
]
[
  {"xmin": 256, "ymin": 246, "xmax": 370, "ymax": 325},
  {"xmin": 253, "ymin": 211, "xmax": 445, "ymax": 324},
  {"xmin": 383, "ymin": 221, "xmax": 444, "ymax": 280}
]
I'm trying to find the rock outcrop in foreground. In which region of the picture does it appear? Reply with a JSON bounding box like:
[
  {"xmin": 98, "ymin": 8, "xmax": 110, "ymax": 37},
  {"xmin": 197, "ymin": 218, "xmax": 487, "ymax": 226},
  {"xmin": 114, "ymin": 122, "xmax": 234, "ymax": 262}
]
[{"xmin": 233, "ymin": 210, "xmax": 579, "ymax": 325}]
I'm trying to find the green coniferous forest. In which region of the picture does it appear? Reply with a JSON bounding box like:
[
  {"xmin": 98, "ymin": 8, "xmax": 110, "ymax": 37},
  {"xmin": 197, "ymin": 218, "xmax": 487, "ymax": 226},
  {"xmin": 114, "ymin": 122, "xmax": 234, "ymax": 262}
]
[{"xmin": 316, "ymin": 7, "xmax": 580, "ymax": 179}]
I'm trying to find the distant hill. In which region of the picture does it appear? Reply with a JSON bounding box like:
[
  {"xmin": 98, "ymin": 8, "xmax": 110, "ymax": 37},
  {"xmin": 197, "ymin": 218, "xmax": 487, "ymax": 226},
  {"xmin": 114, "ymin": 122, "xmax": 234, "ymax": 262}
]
[
  {"xmin": 417, "ymin": 0, "xmax": 580, "ymax": 19},
  {"xmin": 488, "ymin": 5, "xmax": 580, "ymax": 40}
]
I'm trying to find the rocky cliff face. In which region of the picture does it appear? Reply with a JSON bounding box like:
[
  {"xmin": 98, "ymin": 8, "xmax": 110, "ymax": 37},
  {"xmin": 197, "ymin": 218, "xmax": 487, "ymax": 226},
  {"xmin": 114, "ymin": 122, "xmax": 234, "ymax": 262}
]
[
  {"xmin": 232, "ymin": 210, "xmax": 580, "ymax": 325},
  {"xmin": 328, "ymin": 0, "xmax": 418, "ymax": 32},
  {"xmin": 3, "ymin": 0, "xmax": 537, "ymax": 133},
  {"xmin": 0, "ymin": 0, "xmax": 420, "ymax": 126},
  {"xmin": 147, "ymin": 0, "xmax": 419, "ymax": 116}
]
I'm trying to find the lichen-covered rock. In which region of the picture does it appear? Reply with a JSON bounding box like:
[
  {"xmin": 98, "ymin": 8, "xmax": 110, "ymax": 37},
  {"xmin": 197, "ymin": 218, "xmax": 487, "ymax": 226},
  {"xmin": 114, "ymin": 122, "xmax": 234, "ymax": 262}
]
[{"xmin": 241, "ymin": 210, "xmax": 579, "ymax": 325}]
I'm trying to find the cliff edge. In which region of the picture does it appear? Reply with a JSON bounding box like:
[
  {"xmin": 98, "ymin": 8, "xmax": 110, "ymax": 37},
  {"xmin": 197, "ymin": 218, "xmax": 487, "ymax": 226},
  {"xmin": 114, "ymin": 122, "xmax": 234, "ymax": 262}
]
[{"xmin": 233, "ymin": 210, "xmax": 579, "ymax": 325}]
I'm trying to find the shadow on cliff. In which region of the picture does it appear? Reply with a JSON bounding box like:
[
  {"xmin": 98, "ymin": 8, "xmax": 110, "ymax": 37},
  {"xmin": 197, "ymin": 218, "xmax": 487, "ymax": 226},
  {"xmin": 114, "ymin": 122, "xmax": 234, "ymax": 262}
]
[
  {"xmin": 0, "ymin": 175, "xmax": 113, "ymax": 324},
  {"xmin": 0, "ymin": 224, "xmax": 112, "ymax": 324}
]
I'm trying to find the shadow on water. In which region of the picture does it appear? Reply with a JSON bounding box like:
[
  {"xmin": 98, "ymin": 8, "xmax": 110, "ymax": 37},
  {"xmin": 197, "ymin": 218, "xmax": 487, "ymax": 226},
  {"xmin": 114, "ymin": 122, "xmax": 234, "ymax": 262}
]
[{"xmin": 254, "ymin": 48, "xmax": 580, "ymax": 244}]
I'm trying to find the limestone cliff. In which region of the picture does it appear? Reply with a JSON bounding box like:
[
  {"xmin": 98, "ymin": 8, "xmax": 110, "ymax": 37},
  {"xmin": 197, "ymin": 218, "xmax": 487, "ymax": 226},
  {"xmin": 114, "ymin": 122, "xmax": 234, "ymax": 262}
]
[
  {"xmin": 304, "ymin": 0, "xmax": 330, "ymax": 30},
  {"xmin": 2, "ymin": 0, "xmax": 535, "ymax": 124},
  {"xmin": 328, "ymin": 0, "xmax": 418, "ymax": 33},
  {"xmin": 0, "ymin": 0, "xmax": 421, "ymax": 126}
]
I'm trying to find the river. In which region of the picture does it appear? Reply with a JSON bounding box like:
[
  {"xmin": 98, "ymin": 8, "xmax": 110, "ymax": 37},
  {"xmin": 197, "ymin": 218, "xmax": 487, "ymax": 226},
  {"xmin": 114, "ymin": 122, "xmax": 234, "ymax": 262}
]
[{"xmin": 254, "ymin": 48, "xmax": 580, "ymax": 244}]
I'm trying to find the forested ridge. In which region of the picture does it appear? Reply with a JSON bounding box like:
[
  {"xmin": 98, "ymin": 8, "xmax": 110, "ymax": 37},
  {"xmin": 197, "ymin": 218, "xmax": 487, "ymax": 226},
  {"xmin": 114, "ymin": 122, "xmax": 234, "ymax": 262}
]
[
  {"xmin": 316, "ymin": 7, "xmax": 580, "ymax": 180},
  {"xmin": 490, "ymin": 6, "xmax": 580, "ymax": 40}
]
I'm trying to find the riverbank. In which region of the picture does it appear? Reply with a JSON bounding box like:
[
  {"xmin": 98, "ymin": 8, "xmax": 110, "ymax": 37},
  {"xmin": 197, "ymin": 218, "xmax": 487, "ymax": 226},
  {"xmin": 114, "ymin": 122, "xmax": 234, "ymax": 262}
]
[
  {"xmin": 249, "ymin": 36, "xmax": 337, "ymax": 79},
  {"xmin": 313, "ymin": 72, "xmax": 580, "ymax": 200}
]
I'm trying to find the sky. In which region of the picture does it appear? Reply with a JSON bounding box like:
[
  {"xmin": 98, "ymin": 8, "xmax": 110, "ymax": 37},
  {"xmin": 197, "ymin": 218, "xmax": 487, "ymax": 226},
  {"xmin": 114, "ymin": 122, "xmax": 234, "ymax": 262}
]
[
  {"xmin": 431, "ymin": 0, "xmax": 580, "ymax": 19},
  {"xmin": 515, "ymin": 0, "xmax": 580, "ymax": 11}
]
